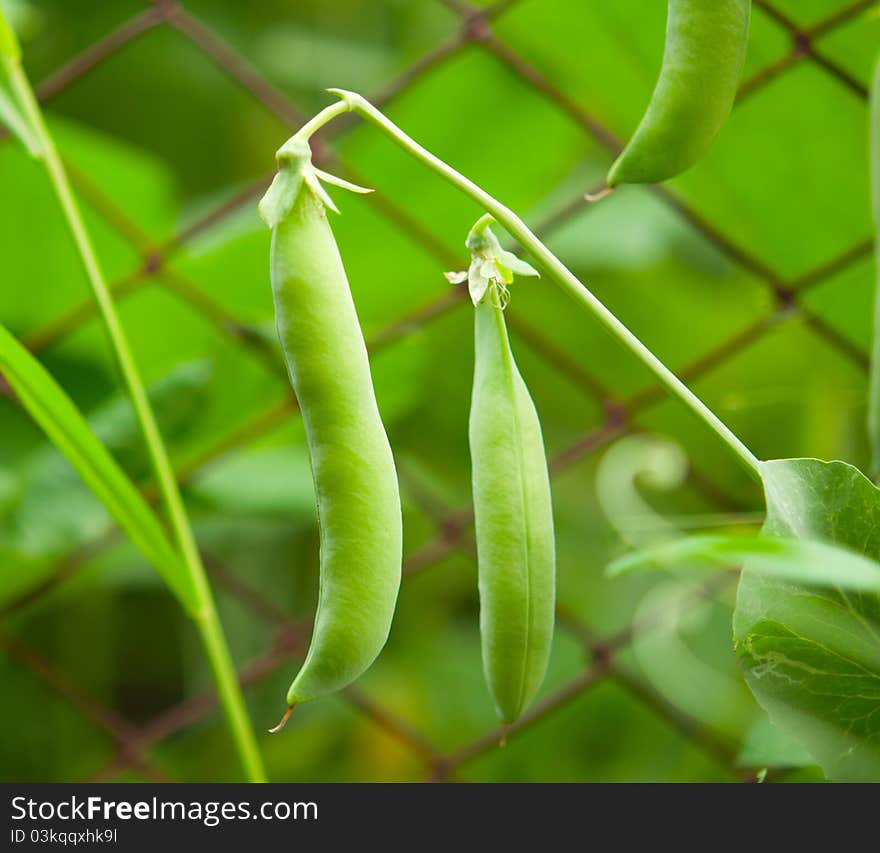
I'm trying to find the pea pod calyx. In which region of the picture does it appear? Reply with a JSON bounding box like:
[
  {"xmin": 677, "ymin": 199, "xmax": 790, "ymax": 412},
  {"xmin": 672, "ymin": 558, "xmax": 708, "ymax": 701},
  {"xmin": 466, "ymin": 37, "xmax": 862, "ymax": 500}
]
[{"xmin": 259, "ymin": 137, "xmax": 371, "ymax": 228}]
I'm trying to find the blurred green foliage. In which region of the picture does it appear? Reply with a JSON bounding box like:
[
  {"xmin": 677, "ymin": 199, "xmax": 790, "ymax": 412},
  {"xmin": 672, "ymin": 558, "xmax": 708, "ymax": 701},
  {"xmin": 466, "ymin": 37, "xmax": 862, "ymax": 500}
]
[{"xmin": 0, "ymin": 0, "xmax": 875, "ymax": 782}]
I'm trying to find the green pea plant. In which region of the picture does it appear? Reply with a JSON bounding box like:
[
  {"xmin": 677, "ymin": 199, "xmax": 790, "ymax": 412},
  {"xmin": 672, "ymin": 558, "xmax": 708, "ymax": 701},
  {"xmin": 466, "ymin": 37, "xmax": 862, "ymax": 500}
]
[
  {"xmin": 255, "ymin": 72, "xmax": 880, "ymax": 782},
  {"xmin": 1, "ymin": 0, "xmax": 880, "ymax": 784}
]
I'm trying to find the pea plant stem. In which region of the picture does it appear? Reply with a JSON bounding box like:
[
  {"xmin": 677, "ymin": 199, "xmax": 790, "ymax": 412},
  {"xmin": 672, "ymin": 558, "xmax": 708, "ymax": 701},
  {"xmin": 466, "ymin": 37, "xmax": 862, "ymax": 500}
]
[
  {"xmin": 6, "ymin": 62, "xmax": 266, "ymax": 783},
  {"xmin": 298, "ymin": 90, "xmax": 761, "ymax": 482}
]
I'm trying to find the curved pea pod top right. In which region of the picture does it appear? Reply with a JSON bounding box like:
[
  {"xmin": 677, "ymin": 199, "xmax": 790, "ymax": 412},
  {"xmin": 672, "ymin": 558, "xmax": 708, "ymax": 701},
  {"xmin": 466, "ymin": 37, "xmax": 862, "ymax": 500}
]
[{"xmin": 607, "ymin": 0, "xmax": 751, "ymax": 187}]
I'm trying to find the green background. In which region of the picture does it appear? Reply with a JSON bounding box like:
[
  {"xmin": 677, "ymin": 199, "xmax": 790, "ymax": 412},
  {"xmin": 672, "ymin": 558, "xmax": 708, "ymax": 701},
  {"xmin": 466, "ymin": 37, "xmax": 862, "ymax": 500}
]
[{"xmin": 0, "ymin": 0, "xmax": 877, "ymax": 782}]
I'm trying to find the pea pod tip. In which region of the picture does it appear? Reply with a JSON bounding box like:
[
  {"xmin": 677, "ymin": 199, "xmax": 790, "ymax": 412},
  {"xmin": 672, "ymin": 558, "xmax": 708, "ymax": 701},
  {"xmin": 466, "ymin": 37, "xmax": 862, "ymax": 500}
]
[
  {"xmin": 268, "ymin": 705, "xmax": 296, "ymax": 734},
  {"xmin": 584, "ymin": 186, "xmax": 614, "ymax": 203}
]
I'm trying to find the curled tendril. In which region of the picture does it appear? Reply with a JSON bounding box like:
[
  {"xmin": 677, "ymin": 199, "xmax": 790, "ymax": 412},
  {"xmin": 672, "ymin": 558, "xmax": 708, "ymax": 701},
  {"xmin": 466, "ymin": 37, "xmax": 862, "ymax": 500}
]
[{"xmin": 596, "ymin": 434, "xmax": 688, "ymax": 548}]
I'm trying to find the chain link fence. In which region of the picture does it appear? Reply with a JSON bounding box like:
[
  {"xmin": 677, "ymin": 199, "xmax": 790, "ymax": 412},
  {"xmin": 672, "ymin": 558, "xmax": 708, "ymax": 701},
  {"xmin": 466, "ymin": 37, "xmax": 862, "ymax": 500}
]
[{"xmin": 0, "ymin": 0, "xmax": 875, "ymax": 782}]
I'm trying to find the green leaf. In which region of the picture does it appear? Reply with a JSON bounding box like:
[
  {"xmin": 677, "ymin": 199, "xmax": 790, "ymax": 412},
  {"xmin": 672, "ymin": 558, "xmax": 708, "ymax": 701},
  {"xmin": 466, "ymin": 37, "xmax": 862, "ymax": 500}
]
[
  {"xmin": 609, "ymin": 532, "xmax": 880, "ymax": 592},
  {"xmin": 258, "ymin": 165, "xmax": 303, "ymax": 228},
  {"xmin": 734, "ymin": 458, "xmax": 880, "ymax": 782},
  {"xmin": 615, "ymin": 459, "xmax": 880, "ymax": 779},
  {"xmin": 0, "ymin": 324, "xmax": 198, "ymax": 614}
]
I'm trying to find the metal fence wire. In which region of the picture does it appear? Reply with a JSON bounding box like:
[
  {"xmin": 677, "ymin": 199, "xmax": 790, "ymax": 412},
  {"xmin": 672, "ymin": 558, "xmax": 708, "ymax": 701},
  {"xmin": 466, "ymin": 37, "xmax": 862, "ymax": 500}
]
[{"xmin": 0, "ymin": 0, "xmax": 876, "ymax": 782}]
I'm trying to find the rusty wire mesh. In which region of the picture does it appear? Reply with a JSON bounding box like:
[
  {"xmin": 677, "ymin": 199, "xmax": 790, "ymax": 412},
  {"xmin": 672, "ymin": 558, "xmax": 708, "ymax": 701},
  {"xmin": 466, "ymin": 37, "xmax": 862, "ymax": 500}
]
[{"xmin": 0, "ymin": 0, "xmax": 875, "ymax": 782}]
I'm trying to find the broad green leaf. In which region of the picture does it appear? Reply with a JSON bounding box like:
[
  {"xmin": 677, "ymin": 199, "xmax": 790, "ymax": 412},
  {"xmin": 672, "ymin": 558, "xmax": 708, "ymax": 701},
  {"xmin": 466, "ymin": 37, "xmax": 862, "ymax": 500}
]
[
  {"xmin": 734, "ymin": 458, "xmax": 880, "ymax": 781},
  {"xmin": 609, "ymin": 532, "xmax": 880, "ymax": 592},
  {"xmin": 0, "ymin": 324, "xmax": 197, "ymax": 613}
]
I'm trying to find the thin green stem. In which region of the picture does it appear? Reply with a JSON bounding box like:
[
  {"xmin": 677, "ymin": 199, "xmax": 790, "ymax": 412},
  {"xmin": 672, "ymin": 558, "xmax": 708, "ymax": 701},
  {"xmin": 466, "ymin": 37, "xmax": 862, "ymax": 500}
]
[
  {"xmin": 6, "ymin": 62, "xmax": 265, "ymax": 781},
  {"xmin": 291, "ymin": 100, "xmax": 349, "ymax": 145},
  {"xmin": 469, "ymin": 213, "xmax": 495, "ymax": 241},
  {"xmin": 313, "ymin": 90, "xmax": 761, "ymax": 481}
]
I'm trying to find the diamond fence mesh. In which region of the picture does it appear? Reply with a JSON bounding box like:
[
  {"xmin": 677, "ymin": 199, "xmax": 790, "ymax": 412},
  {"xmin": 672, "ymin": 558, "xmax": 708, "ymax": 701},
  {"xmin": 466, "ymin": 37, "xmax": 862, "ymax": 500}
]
[{"xmin": 0, "ymin": 0, "xmax": 876, "ymax": 782}]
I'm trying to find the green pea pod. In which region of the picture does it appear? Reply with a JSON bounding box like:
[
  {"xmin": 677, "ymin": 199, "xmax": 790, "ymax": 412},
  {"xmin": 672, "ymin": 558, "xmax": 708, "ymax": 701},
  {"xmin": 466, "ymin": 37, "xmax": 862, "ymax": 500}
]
[
  {"xmin": 608, "ymin": 0, "xmax": 751, "ymax": 186},
  {"xmin": 260, "ymin": 139, "xmax": 402, "ymax": 717},
  {"xmin": 462, "ymin": 218, "xmax": 555, "ymax": 724}
]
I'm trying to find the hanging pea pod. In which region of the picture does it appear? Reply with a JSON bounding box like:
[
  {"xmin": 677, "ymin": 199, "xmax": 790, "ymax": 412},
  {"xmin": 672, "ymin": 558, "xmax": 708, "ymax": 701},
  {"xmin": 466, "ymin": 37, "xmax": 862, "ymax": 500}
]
[
  {"xmin": 260, "ymin": 138, "xmax": 402, "ymax": 727},
  {"xmin": 608, "ymin": 0, "xmax": 751, "ymax": 187},
  {"xmin": 451, "ymin": 216, "xmax": 556, "ymax": 724}
]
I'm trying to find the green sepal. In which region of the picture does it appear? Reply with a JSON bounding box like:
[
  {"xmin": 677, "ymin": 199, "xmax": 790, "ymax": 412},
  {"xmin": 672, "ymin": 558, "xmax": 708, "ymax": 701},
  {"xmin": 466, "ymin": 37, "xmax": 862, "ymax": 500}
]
[
  {"xmin": 258, "ymin": 167, "xmax": 304, "ymax": 228},
  {"xmin": 303, "ymin": 169, "xmax": 339, "ymax": 215},
  {"xmin": 314, "ymin": 167, "xmax": 373, "ymax": 196},
  {"xmin": 498, "ymin": 249, "xmax": 539, "ymax": 279},
  {"xmin": 259, "ymin": 136, "xmax": 373, "ymax": 227}
]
